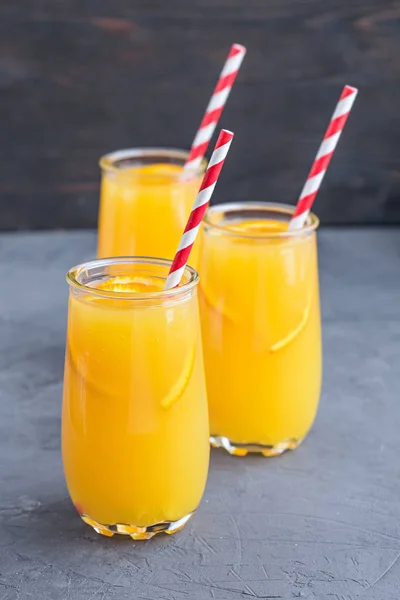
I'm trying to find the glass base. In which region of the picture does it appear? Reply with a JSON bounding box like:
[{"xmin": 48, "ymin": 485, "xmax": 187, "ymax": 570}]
[
  {"xmin": 80, "ymin": 511, "xmax": 194, "ymax": 540},
  {"xmin": 210, "ymin": 435, "xmax": 303, "ymax": 457}
]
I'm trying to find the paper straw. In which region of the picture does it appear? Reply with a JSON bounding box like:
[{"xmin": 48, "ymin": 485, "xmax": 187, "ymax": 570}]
[
  {"xmin": 165, "ymin": 129, "xmax": 234, "ymax": 290},
  {"xmin": 288, "ymin": 85, "xmax": 358, "ymax": 230},
  {"xmin": 180, "ymin": 44, "xmax": 245, "ymax": 178}
]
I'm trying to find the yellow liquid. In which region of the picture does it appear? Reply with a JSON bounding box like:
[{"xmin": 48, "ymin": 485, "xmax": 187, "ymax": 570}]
[
  {"xmin": 62, "ymin": 274, "xmax": 209, "ymax": 527},
  {"xmin": 199, "ymin": 218, "xmax": 322, "ymax": 447},
  {"xmin": 98, "ymin": 163, "xmax": 202, "ymax": 265}
]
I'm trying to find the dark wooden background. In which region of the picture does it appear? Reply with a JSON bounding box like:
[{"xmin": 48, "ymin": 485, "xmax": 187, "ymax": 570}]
[{"xmin": 1, "ymin": 0, "xmax": 400, "ymax": 229}]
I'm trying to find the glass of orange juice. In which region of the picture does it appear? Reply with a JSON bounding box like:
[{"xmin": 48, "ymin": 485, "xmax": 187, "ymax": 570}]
[
  {"xmin": 199, "ymin": 202, "xmax": 322, "ymax": 457},
  {"xmin": 98, "ymin": 149, "xmax": 206, "ymax": 264},
  {"xmin": 62, "ymin": 257, "xmax": 209, "ymax": 539}
]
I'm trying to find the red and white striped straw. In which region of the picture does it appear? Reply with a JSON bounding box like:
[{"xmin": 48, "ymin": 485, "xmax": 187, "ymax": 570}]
[
  {"xmin": 165, "ymin": 129, "xmax": 234, "ymax": 290},
  {"xmin": 288, "ymin": 85, "xmax": 358, "ymax": 230},
  {"xmin": 181, "ymin": 44, "xmax": 245, "ymax": 178}
]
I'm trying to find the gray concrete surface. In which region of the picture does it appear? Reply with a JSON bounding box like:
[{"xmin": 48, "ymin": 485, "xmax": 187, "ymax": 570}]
[{"xmin": 0, "ymin": 229, "xmax": 400, "ymax": 600}]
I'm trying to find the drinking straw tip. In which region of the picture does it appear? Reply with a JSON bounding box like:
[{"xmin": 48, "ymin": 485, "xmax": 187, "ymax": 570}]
[
  {"xmin": 181, "ymin": 41, "xmax": 245, "ymax": 177},
  {"xmin": 344, "ymin": 85, "xmax": 358, "ymax": 95},
  {"xmin": 216, "ymin": 130, "xmax": 234, "ymax": 149},
  {"xmin": 165, "ymin": 133, "xmax": 234, "ymax": 289},
  {"xmin": 289, "ymin": 85, "xmax": 358, "ymax": 230},
  {"xmin": 232, "ymin": 43, "xmax": 247, "ymax": 54}
]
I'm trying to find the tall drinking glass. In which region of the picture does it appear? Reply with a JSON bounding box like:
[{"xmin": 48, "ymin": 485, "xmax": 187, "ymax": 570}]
[
  {"xmin": 199, "ymin": 203, "xmax": 322, "ymax": 456},
  {"xmin": 98, "ymin": 149, "xmax": 206, "ymax": 264},
  {"xmin": 62, "ymin": 257, "xmax": 209, "ymax": 539}
]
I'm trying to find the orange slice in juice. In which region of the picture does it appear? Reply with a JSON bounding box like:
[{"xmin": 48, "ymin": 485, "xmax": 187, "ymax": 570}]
[
  {"xmin": 69, "ymin": 274, "xmax": 197, "ymax": 408},
  {"xmin": 133, "ymin": 163, "xmax": 182, "ymax": 185},
  {"xmin": 96, "ymin": 276, "xmax": 161, "ymax": 294},
  {"xmin": 269, "ymin": 294, "xmax": 312, "ymax": 353},
  {"xmin": 199, "ymin": 286, "xmax": 238, "ymax": 323},
  {"xmin": 225, "ymin": 219, "xmax": 288, "ymax": 235},
  {"xmin": 161, "ymin": 346, "xmax": 196, "ymax": 410}
]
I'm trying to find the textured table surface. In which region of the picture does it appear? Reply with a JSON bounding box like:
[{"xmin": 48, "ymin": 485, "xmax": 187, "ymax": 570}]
[{"xmin": 1, "ymin": 229, "xmax": 400, "ymax": 600}]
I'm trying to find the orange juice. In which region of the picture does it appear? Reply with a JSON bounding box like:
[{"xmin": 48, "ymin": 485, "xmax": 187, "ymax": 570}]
[
  {"xmin": 62, "ymin": 258, "xmax": 209, "ymax": 539},
  {"xmin": 199, "ymin": 203, "xmax": 322, "ymax": 456},
  {"xmin": 98, "ymin": 149, "xmax": 205, "ymax": 263}
]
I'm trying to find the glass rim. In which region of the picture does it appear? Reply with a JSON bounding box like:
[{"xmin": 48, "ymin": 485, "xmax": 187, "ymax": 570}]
[
  {"xmin": 66, "ymin": 256, "xmax": 199, "ymax": 301},
  {"xmin": 99, "ymin": 147, "xmax": 207, "ymax": 179},
  {"xmin": 203, "ymin": 202, "xmax": 320, "ymax": 239}
]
